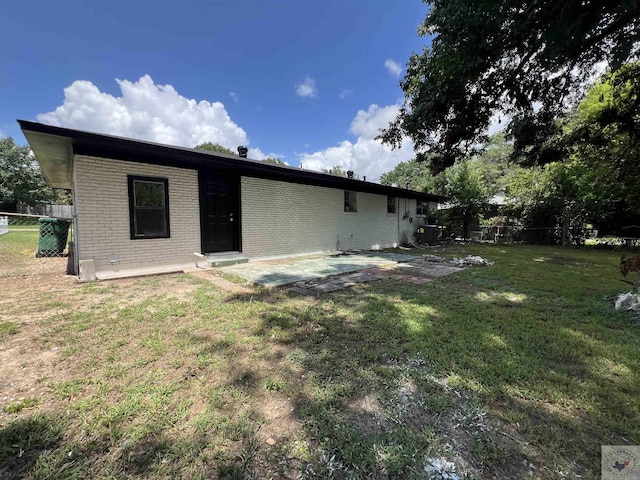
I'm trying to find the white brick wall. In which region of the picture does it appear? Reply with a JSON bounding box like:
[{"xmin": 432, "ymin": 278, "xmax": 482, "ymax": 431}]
[
  {"xmin": 74, "ymin": 156, "xmax": 200, "ymax": 272},
  {"xmin": 72, "ymin": 156, "xmax": 438, "ymax": 277},
  {"xmin": 240, "ymin": 177, "xmax": 419, "ymax": 259}
]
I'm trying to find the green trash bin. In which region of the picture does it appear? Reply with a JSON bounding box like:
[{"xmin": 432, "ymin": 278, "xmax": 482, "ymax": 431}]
[{"xmin": 38, "ymin": 217, "xmax": 71, "ymax": 257}]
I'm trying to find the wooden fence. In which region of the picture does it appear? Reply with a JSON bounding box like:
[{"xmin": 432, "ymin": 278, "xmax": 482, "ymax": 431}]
[{"xmin": 17, "ymin": 203, "xmax": 73, "ymax": 218}]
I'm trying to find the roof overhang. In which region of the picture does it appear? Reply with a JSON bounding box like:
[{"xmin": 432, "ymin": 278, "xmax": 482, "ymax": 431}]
[
  {"xmin": 18, "ymin": 120, "xmax": 448, "ymax": 202},
  {"xmin": 20, "ymin": 126, "xmax": 74, "ymax": 189}
]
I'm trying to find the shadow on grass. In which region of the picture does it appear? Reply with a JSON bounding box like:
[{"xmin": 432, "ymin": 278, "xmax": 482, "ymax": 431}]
[
  {"xmin": 0, "ymin": 413, "xmax": 67, "ymax": 479},
  {"xmin": 0, "ymin": 411, "xmax": 260, "ymax": 479}
]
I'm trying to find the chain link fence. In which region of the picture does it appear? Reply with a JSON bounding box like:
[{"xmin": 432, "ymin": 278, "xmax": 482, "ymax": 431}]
[
  {"xmin": 0, "ymin": 212, "xmax": 74, "ymax": 258},
  {"xmin": 475, "ymin": 225, "xmax": 639, "ymax": 249}
]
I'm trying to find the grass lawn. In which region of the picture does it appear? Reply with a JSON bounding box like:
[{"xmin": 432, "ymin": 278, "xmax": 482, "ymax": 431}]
[{"xmin": 1, "ymin": 231, "xmax": 639, "ymax": 479}]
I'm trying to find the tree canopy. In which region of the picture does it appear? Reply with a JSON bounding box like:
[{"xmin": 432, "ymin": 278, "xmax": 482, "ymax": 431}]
[
  {"xmin": 380, "ymin": 157, "xmax": 433, "ymax": 191},
  {"xmin": 381, "ymin": 60, "xmax": 640, "ymax": 242},
  {"xmin": 560, "ymin": 61, "xmax": 640, "ymax": 231},
  {"xmin": 437, "ymin": 160, "xmax": 491, "ymax": 238},
  {"xmin": 378, "ymin": 0, "xmax": 640, "ymax": 173},
  {"xmin": 322, "ymin": 166, "xmax": 348, "ymax": 177},
  {"xmin": 194, "ymin": 142, "xmax": 235, "ymax": 155},
  {"xmin": 262, "ymin": 157, "xmax": 285, "ymax": 166},
  {"xmin": 0, "ymin": 137, "xmax": 56, "ymax": 209}
]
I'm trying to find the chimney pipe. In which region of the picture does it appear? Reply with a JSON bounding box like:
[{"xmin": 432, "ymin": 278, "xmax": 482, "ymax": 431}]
[{"xmin": 237, "ymin": 146, "xmax": 248, "ymax": 158}]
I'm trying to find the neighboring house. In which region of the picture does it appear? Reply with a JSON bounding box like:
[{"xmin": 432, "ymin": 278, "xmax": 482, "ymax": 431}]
[{"xmin": 19, "ymin": 120, "xmax": 445, "ymax": 281}]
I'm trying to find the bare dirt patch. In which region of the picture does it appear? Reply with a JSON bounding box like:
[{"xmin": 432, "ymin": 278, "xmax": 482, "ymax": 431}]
[
  {"xmin": 0, "ymin": 256, "xmax": 204, "ymax": 411},
  {"xmin": 1, "ymin": 257, "xmax": 78, "ymax": 406}
]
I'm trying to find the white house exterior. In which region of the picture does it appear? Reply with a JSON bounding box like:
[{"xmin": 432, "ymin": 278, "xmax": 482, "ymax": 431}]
[{"xmin": 20, "ymin": 121, "xmax": 444, "ymax": 281}]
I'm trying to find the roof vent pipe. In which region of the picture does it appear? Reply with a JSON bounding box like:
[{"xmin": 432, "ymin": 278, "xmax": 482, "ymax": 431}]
[{"xmin": 237, "ymin": 146, "xmax": 248, "ymax": 158}]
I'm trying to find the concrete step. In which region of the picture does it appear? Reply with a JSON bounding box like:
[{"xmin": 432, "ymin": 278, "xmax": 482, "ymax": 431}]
[{"xmin": 205, "ymin": 252, "xmax": 249, "ymax": 267}]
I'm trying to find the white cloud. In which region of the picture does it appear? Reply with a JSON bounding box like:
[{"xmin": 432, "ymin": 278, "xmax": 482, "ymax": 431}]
[
  {"xmin": 229, "ymin": 92, "xmax": 239, "ymax": 103},
  {"xmin": 384, "ymin": 58, "xmax": 402, "ymax": 78},
  {"xmin": 248, "ymin": 147, "xmax": 265, "ymax": 159},
  {"xmin": 37, "ymin": 75, "xmax": 250, "ymax": 151},
  {"xmin": 339, "ymin": 89, "xmax": 352, "ymax": 100},
  {"xmin": 295, "ymin": 76, "xmax": 317, "ymax": 98},
  {"xmin": 299, "ymin": 103, "xmax": 415, "ymax": 182},
  {"xmin": 0, "ymin": 128, "xmax": 5, "ymax": 138}
]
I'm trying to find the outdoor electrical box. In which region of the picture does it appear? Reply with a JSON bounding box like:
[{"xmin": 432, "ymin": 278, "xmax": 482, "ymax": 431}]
[{"xmin": 415, "ymin": 225, "xmax": 438, "ymax": 246}]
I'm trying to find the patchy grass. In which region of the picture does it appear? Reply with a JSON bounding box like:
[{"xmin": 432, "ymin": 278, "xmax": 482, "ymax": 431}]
[
  {"xmin": 1, "ymin": 232, "xmax": 639, "ymax": 479},
  {"xmin": 3, "ymin": 398, "xmax": 41, "ymax": 414},
  {"xmin": 0, "ymin": 230, "xmax": 39, "ymax": 266},
  {"xmin": 0, "ymin": 321, "xmax": 20, "ymax": 339}
]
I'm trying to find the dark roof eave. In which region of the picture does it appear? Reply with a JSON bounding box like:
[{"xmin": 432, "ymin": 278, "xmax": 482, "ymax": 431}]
[{"xmin": 17, "ymin": 120, "xmax": 448, "ymax": 202}]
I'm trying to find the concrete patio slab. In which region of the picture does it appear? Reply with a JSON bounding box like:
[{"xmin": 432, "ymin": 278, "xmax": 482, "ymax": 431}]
[
  {"xmin": 284, "ymin": 257, "xmax": 466, "ymax": 296},
  {"xmin": 220, "ymin": 252, "xmax": 417, "ymax": 287}
]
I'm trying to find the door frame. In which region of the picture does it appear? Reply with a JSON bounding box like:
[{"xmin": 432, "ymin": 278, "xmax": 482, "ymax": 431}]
[{"xmin": 198, "ymin": 170, "xmax": 242, "ymax": 253}]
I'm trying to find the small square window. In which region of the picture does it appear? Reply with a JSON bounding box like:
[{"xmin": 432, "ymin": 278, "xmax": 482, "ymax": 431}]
[
  {"xmin": 387, "ymin": 196, "xmax": 396, "ymax": 214},
  {"xmin": 128, "ymin": 176, "xmax": 170, "ymax": 239},
  {"xmin": 344, "ymin": 191, "xmax": 357, "ymax": 212},
  {"xmin": 417, "ymin": 200, "xmax": 430, "ymax": 216}
]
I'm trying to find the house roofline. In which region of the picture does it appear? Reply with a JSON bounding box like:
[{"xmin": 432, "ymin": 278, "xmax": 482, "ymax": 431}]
[{"xmin": 18, "ymin": 120, "xmax": 447, "ymax": 202}]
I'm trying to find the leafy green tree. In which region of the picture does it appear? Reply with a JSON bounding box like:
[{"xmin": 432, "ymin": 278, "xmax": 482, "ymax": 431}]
[
  {"xmin": 322, "ymin": 166, "xmax": 348, "ymax": 177},
  {"xmin": 262, "ymin": 157, "xmax": 285, "ymax": 166},
  {"xmin": 380, "ymin": 157, "xmax": 435, "ymax": 191},
  {"xmin": 381, "ymin": 134, "xmax": 515, "ymax": 194},
  {"xmin": 378, "ymin": 0, "xmax": 640, "ymax": 173},
  {"xmin": 0, "ymin": 138, "xmax": 56, "ymax": 209},
  {"xmin": 194, "ymin": 142, "xmax": 235, "ymax": 155},
  {"xmin": 436, "ymin": 160, "xmax": 490, "ymax": 239},
  {"xmin": 471, "ymin": 133, "xmax": 520, "ymax": 191},
  {"xmin": 561, "ymin": 62, "xmax": 640, "ymax": 232},
  {"xmin": 507, "ymin": 62, "xmax": 640, "ymax": 238},
  {"xmin": 505, "ymin": 160, "xmax": 603, "ymax": 244}
]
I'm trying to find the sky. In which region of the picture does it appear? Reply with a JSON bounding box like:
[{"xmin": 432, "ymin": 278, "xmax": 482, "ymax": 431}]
[{"xmin": 0, "ymin": 0, "xmax": 433, "ymax": 182}]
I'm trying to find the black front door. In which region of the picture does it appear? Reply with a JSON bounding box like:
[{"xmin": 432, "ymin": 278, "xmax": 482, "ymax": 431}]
[{"xmin": 199, "ymin": 171, "xmax": 239, "ymax": 253}]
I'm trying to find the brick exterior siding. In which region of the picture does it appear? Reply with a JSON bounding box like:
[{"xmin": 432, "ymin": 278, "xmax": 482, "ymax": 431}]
[
  {"xmin": 73, "ymin": 156, "xmax": 436, "ymax": 277},
  {"xmin": 74, "ymin": 156, "xmax": 200, "ymax": 273},
  {"xmin": 240, "ymin": 177, "xmax": 421, "ymax": 259}
]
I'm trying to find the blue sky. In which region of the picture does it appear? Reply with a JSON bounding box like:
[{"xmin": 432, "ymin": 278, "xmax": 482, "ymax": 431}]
[{"xmin": 0, "ymin": 0, "xmax": 431, "ymax": 181}]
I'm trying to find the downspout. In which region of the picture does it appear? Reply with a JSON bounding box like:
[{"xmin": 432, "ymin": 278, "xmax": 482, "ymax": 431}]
[
  {"xmin": 71, "ymin": 155, "xmax": 79, "ymax": 276},
  {"xmin": 397, "ymin": 196, "xmax": 400, "ymax": 246}
]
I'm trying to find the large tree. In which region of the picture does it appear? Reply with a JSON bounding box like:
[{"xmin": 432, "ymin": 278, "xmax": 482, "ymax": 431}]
[
  {"xmin": 380, "ymin": 157, "xmax": 434, "ymax": 191},
  {"xmin": 563, "ymin": 61, "xmax": 640, "ymax": 231},
  {"xmin": 436, "ymin": 160, "xmax": 491, "ymax": 238},
  {"xmin": 505, "ymin": 160, "xmax": 603, "ymax": 244},
  {"xmin": 0, "ymin": 138, "xmax": 56, "ymax": 209},
  {"xmin": 378, "ymin": 0, "xmax": 640, "ymax": 173},
  {"xmin": 381, "ymin": 133, "xmax": 515, "ymax": 193}
]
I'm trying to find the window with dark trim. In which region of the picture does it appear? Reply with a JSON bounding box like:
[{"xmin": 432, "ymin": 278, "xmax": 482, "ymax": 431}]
[
  {"xmin": 416, "ymin": 200, "xmax": 430, "ymax": 216},
  {"xmin": 128, "ymin": 176, "xmax": 170, "ymax": 239},
  {"xmin": 344, "ymin": 191, "xmax": 357, "ymax": 212},
  {"xmin": 387, "ymin": 196, "xmax": 396, "ymax": 214}
]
